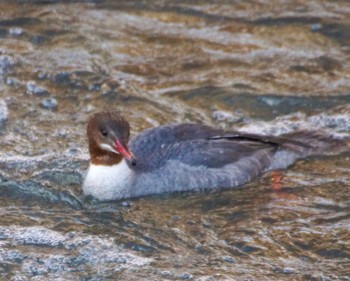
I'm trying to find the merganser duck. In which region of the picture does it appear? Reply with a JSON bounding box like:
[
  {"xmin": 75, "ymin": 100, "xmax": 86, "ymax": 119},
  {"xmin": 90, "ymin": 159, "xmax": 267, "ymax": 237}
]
[{"xmin": 83, "ymin": 111, "xmax": 345, "ymax": 201}]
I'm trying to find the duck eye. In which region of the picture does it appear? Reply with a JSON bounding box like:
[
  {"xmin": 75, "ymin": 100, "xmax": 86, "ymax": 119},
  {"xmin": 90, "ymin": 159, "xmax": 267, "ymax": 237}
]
[{"xmin": 101, "ymin": 129, "xmax": 108, "ymax": 137}]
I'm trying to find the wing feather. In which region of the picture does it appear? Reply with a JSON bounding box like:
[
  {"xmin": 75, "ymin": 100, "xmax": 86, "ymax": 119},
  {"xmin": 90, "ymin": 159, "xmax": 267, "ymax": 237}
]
[{"xmin": 129, "ymin": 124, "xmax": 278, "ymax": 171}]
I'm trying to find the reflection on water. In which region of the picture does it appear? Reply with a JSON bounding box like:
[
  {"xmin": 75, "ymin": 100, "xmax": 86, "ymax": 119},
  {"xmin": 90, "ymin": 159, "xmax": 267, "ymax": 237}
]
[{"xmin": 0, "ymin": 0, "xmax": 350, "ymax": 280}]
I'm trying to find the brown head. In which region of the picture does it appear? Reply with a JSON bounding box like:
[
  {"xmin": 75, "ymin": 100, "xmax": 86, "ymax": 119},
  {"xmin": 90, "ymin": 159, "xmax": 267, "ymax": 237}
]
[{"xmin": 87, "ymin": 111, "xmax": 136, "ymax": 166}]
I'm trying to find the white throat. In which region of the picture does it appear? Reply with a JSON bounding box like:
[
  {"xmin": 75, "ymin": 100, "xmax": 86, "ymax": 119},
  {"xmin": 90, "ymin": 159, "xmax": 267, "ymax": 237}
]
[{"xmin": 83, "ymin": 159, "xmax": 135, "ymax": 201}]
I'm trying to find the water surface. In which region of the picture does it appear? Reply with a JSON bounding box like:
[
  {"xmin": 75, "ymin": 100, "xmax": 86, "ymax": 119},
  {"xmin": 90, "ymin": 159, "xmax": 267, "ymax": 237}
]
[{"xmin": 0, "ymin": 1, "xmax": 350, "ymax": 280}]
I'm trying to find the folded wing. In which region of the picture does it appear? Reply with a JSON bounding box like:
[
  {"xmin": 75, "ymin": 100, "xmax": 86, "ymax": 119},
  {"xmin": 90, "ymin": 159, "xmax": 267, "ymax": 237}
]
[{"xmin": 129, "ymin": 123, "xmax": 279, "ymax": 171}]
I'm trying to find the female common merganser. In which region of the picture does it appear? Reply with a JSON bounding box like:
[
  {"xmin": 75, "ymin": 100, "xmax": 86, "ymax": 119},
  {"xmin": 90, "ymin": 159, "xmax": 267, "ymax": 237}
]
[{"xmin": 83, "ymin": 111, "xmax": 345, "ymax": 201}]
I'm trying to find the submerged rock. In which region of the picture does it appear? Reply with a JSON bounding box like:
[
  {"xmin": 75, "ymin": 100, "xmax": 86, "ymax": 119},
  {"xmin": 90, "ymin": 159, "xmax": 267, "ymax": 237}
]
[
  {"xmin": 40, "ymin": 97, "xmax": 58, "ymax": 110},
  {"xmin": 222, "ymin": 256, "xmax": 236, "ymax": 263},
  {"xmin": 0, "ymin": 99, "xmax": 8, "ymax": 134},
  {"xmin": 0, "ymin": 99, "xmax": 8, "ymax": 123},
  {"xmin": 53, "ymin": 72, "xmax": 71, "ymax": 85},
  {"xmin": 26, "ymin": 81, "xmax": 49, "ymax": 96},
  {"xmin": 9, "ymin": 27, "xmax": 23, "ymax": 36},
  {"xmin": 0, "ymin": 55, "xmax": 14, "ymax": 79},
  {"xmin": 6, "ymin": 76, "xmax": 20, "ymax": 86},
  {"xmin": 178, "ymin": 272, "xmax": 193, "ymax": 280}
]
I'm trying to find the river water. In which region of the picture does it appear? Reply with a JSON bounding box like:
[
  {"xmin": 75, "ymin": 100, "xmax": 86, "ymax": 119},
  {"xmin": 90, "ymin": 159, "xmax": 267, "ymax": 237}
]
[{"xmin": 0, "ymin": 1, "xmax": 350, "ymax": 280}]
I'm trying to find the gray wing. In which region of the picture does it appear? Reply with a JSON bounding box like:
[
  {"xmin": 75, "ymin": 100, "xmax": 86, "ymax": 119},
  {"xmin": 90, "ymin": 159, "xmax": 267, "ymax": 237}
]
[{"xmin": 128, "ymin": 123, "xmax": 279, "ymax": 171}]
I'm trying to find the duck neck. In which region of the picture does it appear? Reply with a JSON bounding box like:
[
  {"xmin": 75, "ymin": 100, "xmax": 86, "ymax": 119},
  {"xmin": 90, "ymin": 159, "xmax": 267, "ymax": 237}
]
[{"xmin": 89, "ymin": 141, "xmax": 123, "ymax": 166}]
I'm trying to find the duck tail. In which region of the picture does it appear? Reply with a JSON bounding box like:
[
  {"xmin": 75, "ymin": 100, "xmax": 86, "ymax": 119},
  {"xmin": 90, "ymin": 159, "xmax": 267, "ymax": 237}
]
[{"xmin": 280, "ymin": 131, "xmax": 350, "ymax": 157}]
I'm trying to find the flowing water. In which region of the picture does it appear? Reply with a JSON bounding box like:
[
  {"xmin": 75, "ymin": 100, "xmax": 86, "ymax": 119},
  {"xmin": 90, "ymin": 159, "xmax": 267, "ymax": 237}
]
[{"xmin": 0, "ymin": 1, "xmax": 350, "ymax": 280}]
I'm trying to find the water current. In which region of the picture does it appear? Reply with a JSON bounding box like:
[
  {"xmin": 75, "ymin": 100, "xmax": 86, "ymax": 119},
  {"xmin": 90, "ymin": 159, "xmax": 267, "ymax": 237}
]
[{"xmin": 0, "ymin": 1, "xmax": 350, "ymax": 280}]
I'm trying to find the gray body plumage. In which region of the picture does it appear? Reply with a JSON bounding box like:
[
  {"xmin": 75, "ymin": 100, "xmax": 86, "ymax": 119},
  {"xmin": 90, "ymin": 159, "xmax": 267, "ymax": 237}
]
[{"xmin": 119, "ymin": 123, "xmax": 333, "ymax": 199}]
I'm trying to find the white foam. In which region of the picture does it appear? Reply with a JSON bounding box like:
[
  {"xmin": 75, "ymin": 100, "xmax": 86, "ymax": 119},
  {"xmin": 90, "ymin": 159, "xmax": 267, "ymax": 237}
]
[
  {"xmin": 0, "ymin": 99, "xmax": 8, "ymax": 122},
  {"xmin": 239, "ymin": 108, "xmax": 350, "ymax": 138},
  {"xmin": 0, "ymin": 225, "xmax": 152, "ymax": 277}
]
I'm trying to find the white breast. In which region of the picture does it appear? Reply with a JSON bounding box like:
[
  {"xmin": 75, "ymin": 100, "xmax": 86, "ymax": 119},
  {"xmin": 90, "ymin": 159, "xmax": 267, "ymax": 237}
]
[{"xmin": 83, "ymin": 160, "xmax": 135, "ymax": 201}]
